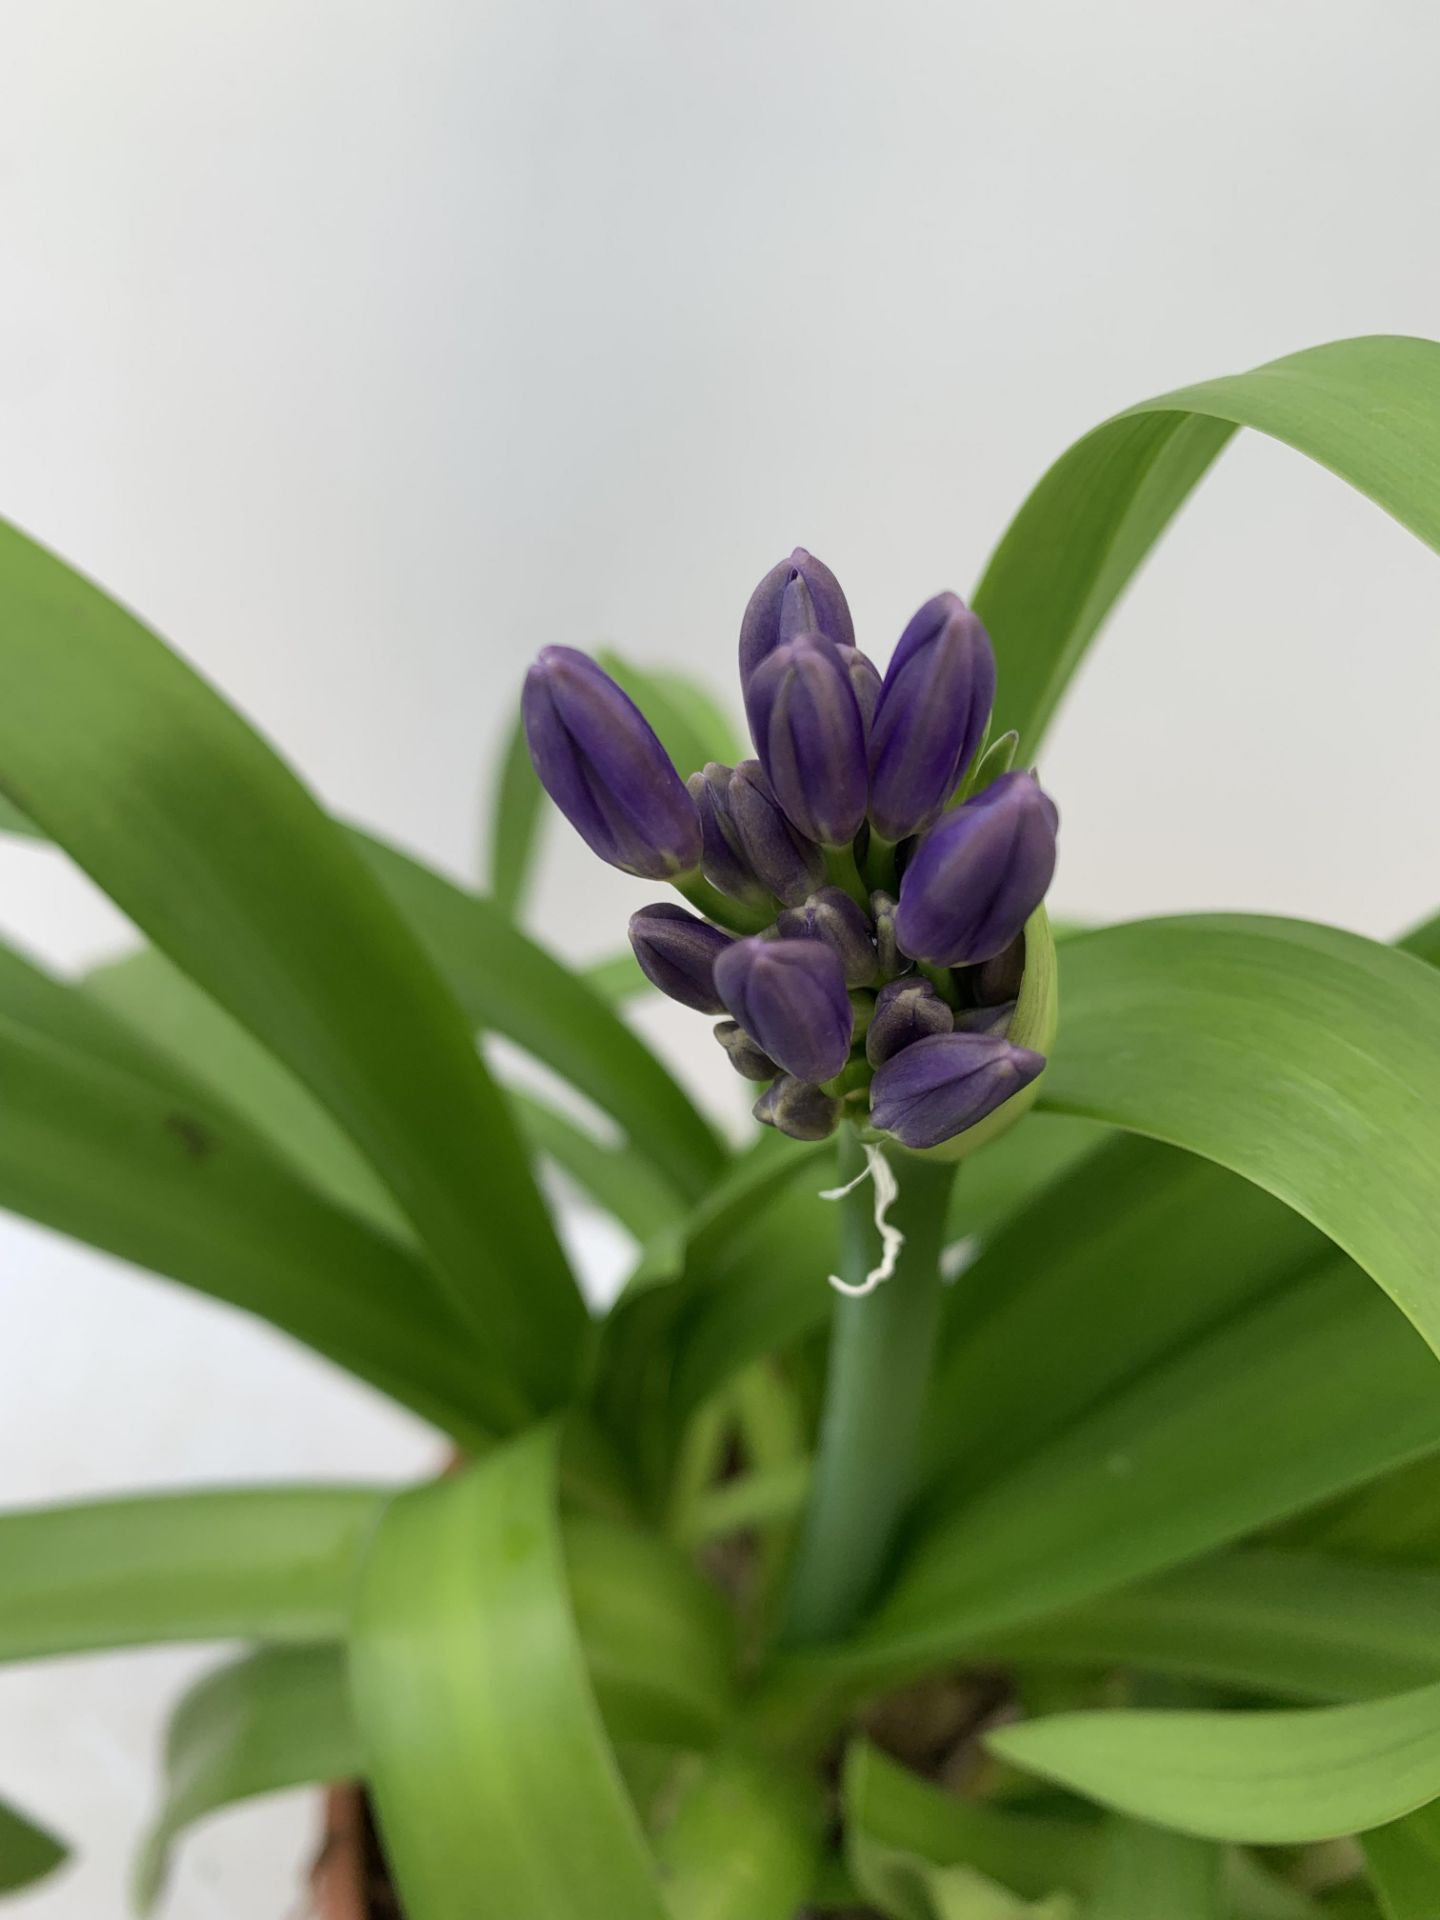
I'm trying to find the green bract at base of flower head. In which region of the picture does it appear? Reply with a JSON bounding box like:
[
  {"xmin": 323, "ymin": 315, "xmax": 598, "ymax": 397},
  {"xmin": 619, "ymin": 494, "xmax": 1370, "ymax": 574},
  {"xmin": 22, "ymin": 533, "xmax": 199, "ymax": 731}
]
[{"xmin": 525, "ymin": 548, "xmax": 1060, "ymax": 1155}]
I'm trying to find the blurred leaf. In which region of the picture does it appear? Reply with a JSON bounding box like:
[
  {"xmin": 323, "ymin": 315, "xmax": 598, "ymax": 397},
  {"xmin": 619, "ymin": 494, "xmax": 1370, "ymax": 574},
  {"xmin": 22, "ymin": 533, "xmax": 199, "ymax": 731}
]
[
  {"xmin": 0, "ymin": 791, "xmax": 41, "ymax": 837},
  {"xmin": 0, "ymin": 1487, "xmax": 384, "ymax": 1661},
  {"xmin": 0, "ymin": 1796, "xmax": 67, "ymax": 1894},
  {"xmin": 0, "ymin": 1018, "xmax": 492, "ymax": 1446},
  {"xmin": 596, "ymin": 652, "xmax": 746, "ymax": 777},
  {"xmin": 1362, "ymin": 1800, "xmax": 1440, "ymax": 1919},
  {"xmin": 653, "ymin": 1748, "xmax": 822, "ymax": 1920},
  {"xmin": 0, "ymin": 519, "xmax": 583, "ymax": 1421},
  {"xmin": 1040, "ymin": 916, "xmax": 1440, "ymax": 1366},
  {"xmin": 987, "ymin": 1681, "xmax": 1440, "ymax": 1844},
  {"xmin": 564, "ymin": 1513, "xmax": 736, "ymax": 1746},
  {"xmin": 514, "ymin": 1092, "xmax": 683, "ymax": 1244},
  {"xmin": 844, "ymin": 1742, "xmax": 1097, "ymax": 1913},
  {"xmin": 1277, "ymin": 1456, "xmax": 1440, "ymax": 1568},
  {"xmin": 971, "ymin": 1550, "xmax": 1440, "ymax": 1704},
  {"xmin": 488, "ymin": 705, "xmax": 548, "ymax": 918},
  {"xmin": 135, "ymin": 1645, "xmax": 358, "ymax": 1912},
  {"xmin": 349, "ymin": 1430, "xmax": 673, "ymax": 1920},
  {"xmin": 353, "ymin": 829, "xmax": 727, "ymax": 1204},
  {"xmin": 584, "ymin": 948, "xmax": 651, "ymax": 1004},
  {"xmin": 976, "ymin": 335, "xmax": 1440, "ymax": 756},
  {"xmin": 1088, "ymin": 1815, "xmax": 1223, "ymax": 1920}
]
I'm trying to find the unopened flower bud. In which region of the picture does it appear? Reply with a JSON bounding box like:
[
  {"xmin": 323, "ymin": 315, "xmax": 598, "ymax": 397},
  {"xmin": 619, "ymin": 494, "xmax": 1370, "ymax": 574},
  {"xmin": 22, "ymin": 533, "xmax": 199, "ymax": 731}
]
[
  {"xmin": 895, "ymin": 771, "xmax": 1059, "ymax": 967},
  {"xmin": 836, "ymin": 644, "xmax": 883, "ymax": 731},
  {"xmin": 869, "ymin": 593, "xmax": 996, "ymax": 843},
  {"xmin": 776, "ymin": 886, "xmax": 880, "ymax": 987},
  {"xmin": 687, "ymin": 765, "xmax": 775, "ymax": 910},
  {"xmin": 728, "ymin": 760, "xmax": 825, "ymax": 907},
  {"xmin": 713, "ymin": 936, "xmax": 854, "ymax": 1085},
  {"xmin": 713, "ymin": 1020, "xmax": 778, "ymax": 1080},
  {"xmin": 870, "ymin": 1031, "xmax": 1045, "ymax": 1150},
  {"xmin": 738, "ymin": 547, "xmax": 856, "ymax": 686},
  {"xmin": 870, "ymin": 891, "xmax": 906, "ymax": 977},
  {"xmin": 524, "ymin": 647, "xmax": 702, "ymax": 878},
  {"xmin": 953, "ymin": 999, "xmax": 1016, "ymax": 1036},
  {"xmin": 973, "ymin": 931, "xmax": 1026, "ymax": 1005},
  {"xmin": 747, "ymin": 635, "xmax": 868, "ymax": 848},
  {"xmin": 865, "ymin": 976, "xmax": 955, "ymax": 1066},
  {"xmin": 753, "ymin": 1073, "xmax": 844, "ymax": 1142},
  {"xmin": 627, "ymin": 903, "xmax": 732, "ymax": 1013}
]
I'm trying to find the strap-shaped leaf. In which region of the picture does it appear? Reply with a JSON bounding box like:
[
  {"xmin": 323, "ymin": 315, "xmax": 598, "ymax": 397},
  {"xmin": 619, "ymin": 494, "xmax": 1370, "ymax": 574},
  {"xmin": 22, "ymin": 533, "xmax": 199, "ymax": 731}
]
[
  {"xmin": 353, "ymin": 829, "xmax": 726, "ymax": 1204},
  {"xmin": 135, "ymin": 1645, "xmax": 358, "ymax": 1912},
  {"xmin": 972, "ymin": 1551, "xmax": 1440, "ymax": 1706},
  {"xmin": 1088, "ymin": 1816, "xmax": 1223, "ymax": 1920},
  {"xmin": 0, "ymin": 1796, "xmax": 67, "ymax": 1894},
  {"xmin": 1039, "ymin": 915, "xmax": 1440, "ymax": 1363},
  {"xmin": 0, "ymin": 1017, "xmax": 493, "ymax": 1444},
  {"xmin": 975, "ymin": 335, "xmax": 1440, "ymax": 755},
  {"xmin": 987, "ymin": 1680, "xmax": 1440, "ymax": 1844},
  {"xmin": 0, "ymin": 1487, "xmax": 384, "ymax": 1661},
  {"xmin": 348, "ymin": 1429, "xmax": 673, "ymax": 1920},
  {"xmin": 1363, "ymin": 1801, "xmax": 1440, "ymax": 1919},
  {"xmin": 652, "ymin": 1748, "xmax": 822, "ymax": 1920},
  {"xmin": 0, "ymin": 519, "xmax": 583, "ymax": 1418},
  {"xmin": 844, "ymin": 1741, "xmax": 1097, "ymax": 1912},
  {"xmin": 841, "ymin": 1254, "xmax": 1440, "ymax": 1685}
]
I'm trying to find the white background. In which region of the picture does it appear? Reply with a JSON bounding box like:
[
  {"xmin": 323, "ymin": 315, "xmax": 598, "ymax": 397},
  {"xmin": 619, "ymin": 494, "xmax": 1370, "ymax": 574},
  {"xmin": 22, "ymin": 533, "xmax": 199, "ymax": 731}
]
[{"xmin": 1, "ymin": 3, "xmax": 1438, "ymax": 1913}]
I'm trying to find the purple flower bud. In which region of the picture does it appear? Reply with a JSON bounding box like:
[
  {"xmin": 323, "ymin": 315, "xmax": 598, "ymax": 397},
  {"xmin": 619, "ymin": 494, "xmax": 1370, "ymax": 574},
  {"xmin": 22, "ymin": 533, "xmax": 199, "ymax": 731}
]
[
  {"xmin": 627, "ymin": 903, "xmax": 733, "ymax": 1013},
  {"xmin": 895, "ymin": 771, "xmax": 1059, "ymax": 967},
  {"xmin": 837, "ymin": 645, "xmax": 883, "ymax": 732},
  {"xmin": 753, "ymin": 1074, "xmax": 844, "ymax": 1142},
  {"xmin": 776, "ymin": 886, "xmax": 880, "ymax": 987},
  {"xmin": 738, "ymin": 547, "xmax": 856, "ymax": 685},
  {"xmin": 713, "ymin": 936, "xmax": 854, "ymax": 1085},
  {"xmin": 865, "ymin": 976, "xmax": 955, "ymax": 1067},
  {"xmin": 747, "ymin": 635, "xmax": 868, "ymax": 848},
  {"xmin": 870, "ymin": 1031, "xmax": 1045, "ymax": 1150},
  {"xmin": 524, "ymin": 647, "xmax": 702, "ymax": 878},
  {"xmin": 973, "ymin": 931, "xmax": 1026, "ymax": 1006},
  {"xmin": 687, "ymin": 765, "xmax": 775, "ymax": 910},
  {"xmin": 868, "ymin": 593, "xmax": 996, "ymax": 843},
  {"xmin": 713, "ymin": 1020, "xmax": 778, "ymax": 1081},
  {"xmin": 728, "ymin": 760, "xmax": 825, "ymax": 907}
]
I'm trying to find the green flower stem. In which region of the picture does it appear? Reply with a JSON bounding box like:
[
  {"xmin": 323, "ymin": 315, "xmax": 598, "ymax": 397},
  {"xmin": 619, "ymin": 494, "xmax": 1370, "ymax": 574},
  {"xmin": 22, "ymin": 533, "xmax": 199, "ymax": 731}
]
[
  {"xmin": 917, "ymin": 959, "xmax": 962, "ymax": 1007},
  {"xmin": 778, "ymin": 1126, "xmax": 958, "ymax": 1646},
  {"xmin": 862, "ymin": 833, "xmax": 900, "ymax": 897},
  {"xmin": 822, "ymin": 843, "xmax": 872, "ymax": 911},
  {"xmin": 674, "ymin": 870, "xmax": 774, "ymax": 934}
]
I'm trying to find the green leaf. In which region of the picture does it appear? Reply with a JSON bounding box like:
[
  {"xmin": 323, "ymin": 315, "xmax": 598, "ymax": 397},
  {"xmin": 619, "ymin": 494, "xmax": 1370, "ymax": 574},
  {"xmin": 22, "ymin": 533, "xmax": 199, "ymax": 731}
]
[
  {"xmin": 0, "ymin": 1487, "xmax": 383, "ymax": 1661},
  {"xmin": 971, "ymin": 1551, "xmax": 1440, "ymax": 1706},
  {"xmin": 135, "ymin": 1645, "xmax": 359, "ymax": 1912},
  {"xmin": 596, "ymin": 652, "xmax": 746, "ymax": 776},
  {"xmin": 0, "ymin": 790, "xmax": 41, "ymax": 837},
  {"xmin": 564, "ymin": 1513, "xmax": 736, "ymax": 1746},
  {"xmin": 851, "ymin": 1253, "xmax": 1440, "ymax": 1683},
  {"xmin": 584, "ymin": 948, "xmax": 652, "ymax": 1004},
  {"xmin": 652, "ymin": 1748, "xmax": 822, "ymax": 1920},
  {"xmin": 975, "ymin": 335, "xmax": 1440, "ymax": 756},
  {"xmin": 348, "ymin": 1429, "xmax": 673, "ymax": 1920},
  {"xmin": 1088, "ymin": 1816, "xmax": 1223, "ymax": 1920},
  {"xmin": 1040, "ymin": 916, "xmax": 1440, "ymax": 1365},
  {"xmin": 987, "ymin": 1681, "xmax": 1440, "ymax": 1845},
  {"xmin": 0, "ymin": 518, "xmax": 582, "ymax": 1420},
  {"xmin": 1363, "ymin": 1800, "xmax": 1440, "ymax": 1919},
  {"xmin": 488, "ymin": 705, "xmax": 548, "ymax": 918},
  {"xmin": 844, "ymin": 1741, "xmax": 1097, "ymax": 1914},
  {"xmin": 514, "ymin": 1092, "xmax": 683, "ymax": 1244},
  {"xmin": 0, "ymin": 1796, "xmax": 67, "ymax": 1894},
  {"xmin": 353, "ymin": 829, "xmax": 726, "ymax": 1204},
  {"xmin": 0, "ymin": 1017, "xmax": 493, "ymax": 1445}
]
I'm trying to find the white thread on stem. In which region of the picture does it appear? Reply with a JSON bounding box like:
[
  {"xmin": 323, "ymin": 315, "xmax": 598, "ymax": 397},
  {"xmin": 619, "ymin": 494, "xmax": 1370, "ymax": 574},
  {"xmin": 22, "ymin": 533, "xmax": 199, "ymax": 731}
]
[{"xmin": 821, "ymin": 1143, "xmax": 905, "ymax": 1297}]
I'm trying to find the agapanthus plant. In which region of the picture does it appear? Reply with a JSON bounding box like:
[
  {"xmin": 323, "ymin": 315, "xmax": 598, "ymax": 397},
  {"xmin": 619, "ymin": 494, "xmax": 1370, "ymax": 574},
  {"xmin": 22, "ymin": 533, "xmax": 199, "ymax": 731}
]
[{"xmin": 1, "ymin": 335, "xmax": 1440, "ymax": 1920}]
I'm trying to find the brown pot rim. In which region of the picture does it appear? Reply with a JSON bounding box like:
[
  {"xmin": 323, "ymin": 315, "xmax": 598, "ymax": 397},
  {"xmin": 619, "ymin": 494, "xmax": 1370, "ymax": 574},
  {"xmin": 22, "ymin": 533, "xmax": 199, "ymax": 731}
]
[{"xmin": 310, "ymin": 1783, "xmax": 370, "ymax": 1920}]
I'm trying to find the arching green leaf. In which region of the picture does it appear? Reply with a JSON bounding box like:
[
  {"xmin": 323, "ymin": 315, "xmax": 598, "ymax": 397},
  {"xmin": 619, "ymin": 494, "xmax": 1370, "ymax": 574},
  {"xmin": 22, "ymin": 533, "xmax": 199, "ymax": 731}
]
[
  {"xmin": 976, "ymin": 336, "xmax": 1440, "ymax": 755},
  {"xmin": 0, "ymin": 1796, "xmax": 67, "ymax": 1894},
  {"xmin": 987, "ymin": 1681, "xmax": 1440, "ymax": 1845}
]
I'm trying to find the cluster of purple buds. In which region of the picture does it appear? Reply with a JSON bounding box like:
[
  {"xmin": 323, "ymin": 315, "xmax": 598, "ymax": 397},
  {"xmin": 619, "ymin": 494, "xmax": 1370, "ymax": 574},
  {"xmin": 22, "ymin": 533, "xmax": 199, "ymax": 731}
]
[{"xmin": 522, "ymin": 549, "xmax": 1059, "ymax": 1152}]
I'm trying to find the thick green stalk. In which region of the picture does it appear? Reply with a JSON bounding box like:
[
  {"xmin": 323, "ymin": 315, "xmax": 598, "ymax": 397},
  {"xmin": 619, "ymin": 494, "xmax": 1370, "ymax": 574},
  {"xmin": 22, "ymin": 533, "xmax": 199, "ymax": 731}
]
[{"xmin": 778, "ymin": 1127, "xmax": 958, "ymax": 1646}]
